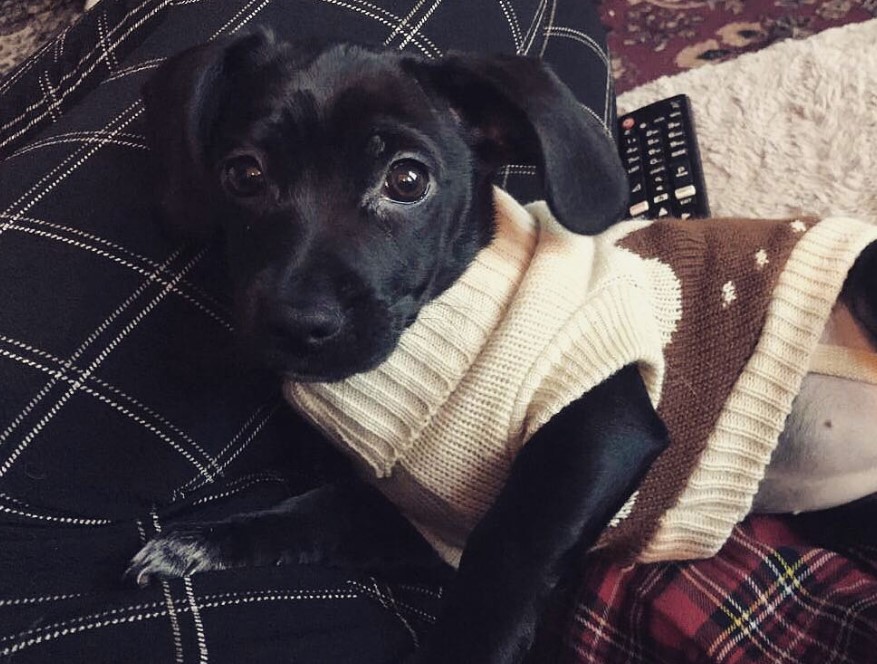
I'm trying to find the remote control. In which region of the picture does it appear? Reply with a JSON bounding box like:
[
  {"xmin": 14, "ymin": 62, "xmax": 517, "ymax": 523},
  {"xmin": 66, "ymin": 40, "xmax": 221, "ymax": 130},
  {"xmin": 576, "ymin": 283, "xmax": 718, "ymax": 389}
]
[{"xmin": 617, "ymin": 94, "xmax": 710, "ymax": 220}]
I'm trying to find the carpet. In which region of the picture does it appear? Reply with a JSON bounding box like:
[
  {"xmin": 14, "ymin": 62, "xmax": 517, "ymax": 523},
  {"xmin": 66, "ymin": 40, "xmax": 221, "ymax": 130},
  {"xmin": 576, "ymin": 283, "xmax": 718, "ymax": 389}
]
[
  {"xmin": 618, "ymin": 18, "xmax": 877, "ymax": 220},
  {"xmin": 0, "ymin": 0, "xmax": 81, "ymax": 74},
  {"xmin": 601, "ymin": 0, "xmax": 877, "ymax": 93}
]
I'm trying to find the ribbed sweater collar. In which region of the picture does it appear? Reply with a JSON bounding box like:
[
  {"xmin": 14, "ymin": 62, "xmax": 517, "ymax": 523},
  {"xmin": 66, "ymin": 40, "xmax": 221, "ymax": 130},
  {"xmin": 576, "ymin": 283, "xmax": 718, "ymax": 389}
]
[{"xmin": 284, "ymin": 188, "xmax": 541, "ymax": 477}]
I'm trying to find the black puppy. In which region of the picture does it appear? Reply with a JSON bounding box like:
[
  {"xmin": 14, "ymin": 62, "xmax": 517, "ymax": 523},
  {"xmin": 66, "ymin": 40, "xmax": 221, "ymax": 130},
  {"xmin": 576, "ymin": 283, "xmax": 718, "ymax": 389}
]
[
  {"xmin": 129, "ymin": 27, "xmax": 877, "ymax": 664},
  {"xmin": 127, "ymin": 30, "xmax": 659, "ymax": 663}
]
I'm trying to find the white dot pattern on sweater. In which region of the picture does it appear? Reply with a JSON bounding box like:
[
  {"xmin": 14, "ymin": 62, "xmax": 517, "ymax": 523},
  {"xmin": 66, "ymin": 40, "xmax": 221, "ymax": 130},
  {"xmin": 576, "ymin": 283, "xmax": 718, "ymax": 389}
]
[
  {"xmin": 722, "ymin": 280, "xmax": 738, "ymax": 308},
  {"xmin": 755, "ymin": 249, "xmax": 769, "ymax": 269}
]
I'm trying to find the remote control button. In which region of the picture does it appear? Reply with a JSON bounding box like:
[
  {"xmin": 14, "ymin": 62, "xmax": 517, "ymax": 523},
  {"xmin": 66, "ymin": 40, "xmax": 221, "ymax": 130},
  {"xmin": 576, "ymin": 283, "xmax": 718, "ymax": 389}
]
[
  {"xmin": 627, "ymin": 164, "xmax": 642, "ymax": 176},
  {"xmin": 622, "ymin": 117, "xmax": 635, "ymax": 130},
  {"xmin": 630, "ymin": 180, "xmax": 645, "ymax": 195},
  {"xmin": 630, "ymin": 200, "xmax": 650, "ymax": 216},
  {"xmin": 675, "ymin": 184, "xmax": 697, "ymax": 199},
  {"xmin": 670, "ymin": 148, "xmax": 687, "ymax": 159},
  {"xmin": 654, "ymin": 193, "xmax": 669, "ymax": 204},
  {"xmin": 670, "ymin": 162, "xmax": 691, "ymax": 180},
  {"xmin": 657, "ymin": 206, "xmax": 670, "ymax": 217},
  {"xmin": 676, "ymin": 196, "xmax": 700, "ymax": 218}
]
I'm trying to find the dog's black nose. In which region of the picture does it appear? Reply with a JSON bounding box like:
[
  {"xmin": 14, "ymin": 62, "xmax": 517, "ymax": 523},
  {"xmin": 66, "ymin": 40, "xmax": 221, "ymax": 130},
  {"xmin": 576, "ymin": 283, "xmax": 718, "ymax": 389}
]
[{"xmin": 268, "ymin": 300, "xmax": 344, "ymax": 347}]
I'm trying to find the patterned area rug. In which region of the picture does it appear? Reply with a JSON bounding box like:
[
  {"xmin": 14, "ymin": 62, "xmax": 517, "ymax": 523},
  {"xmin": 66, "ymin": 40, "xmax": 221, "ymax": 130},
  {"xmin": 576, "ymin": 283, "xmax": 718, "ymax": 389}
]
[
  {"xmin": 0, "ymin": 0, "xmax": 81, "ymax": 75},
  {"xmin": 1, "ymin": 0, "xmax": 873, "ymax": 90},
  {"xmin": 601, "ymin": 0, "xmax": 877, "ymax": 92}
]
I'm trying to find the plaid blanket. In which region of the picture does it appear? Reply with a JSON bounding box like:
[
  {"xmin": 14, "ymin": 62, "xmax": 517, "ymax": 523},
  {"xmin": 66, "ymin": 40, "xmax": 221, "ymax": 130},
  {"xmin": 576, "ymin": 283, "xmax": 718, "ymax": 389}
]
[
  {"xmin": 530, "ymin": 516, "xmax": 877, "ymax": 663},
  {"xmin": 1, "ymin": 1, "xmax": 875, "ymax": 662}
]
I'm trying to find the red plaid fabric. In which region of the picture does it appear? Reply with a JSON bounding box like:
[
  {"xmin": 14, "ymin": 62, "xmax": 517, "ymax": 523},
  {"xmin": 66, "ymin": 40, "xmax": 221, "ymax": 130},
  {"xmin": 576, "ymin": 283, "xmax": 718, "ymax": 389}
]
[{"xmin": 541, "ymin": 516, "xmax": 877, "ymax": 663}]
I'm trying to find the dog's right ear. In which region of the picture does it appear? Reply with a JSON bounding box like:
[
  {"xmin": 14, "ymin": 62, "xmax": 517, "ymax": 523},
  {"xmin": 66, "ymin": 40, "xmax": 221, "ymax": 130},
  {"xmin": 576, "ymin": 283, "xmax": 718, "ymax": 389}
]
[
  {"xmin": 142, "ymin": 31, "xmax": 276, "ymax": 241},
  {"xmin": 406, "ymin": 53, "xmax": 628, "ymax": 235}
]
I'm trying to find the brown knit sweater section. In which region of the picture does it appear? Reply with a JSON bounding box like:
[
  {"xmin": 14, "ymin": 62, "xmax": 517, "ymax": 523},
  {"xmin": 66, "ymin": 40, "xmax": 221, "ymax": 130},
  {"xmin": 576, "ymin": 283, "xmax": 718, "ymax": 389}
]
[{"xmin": 601, "ymin": 218, "xmax": 816, "ymax": 559}]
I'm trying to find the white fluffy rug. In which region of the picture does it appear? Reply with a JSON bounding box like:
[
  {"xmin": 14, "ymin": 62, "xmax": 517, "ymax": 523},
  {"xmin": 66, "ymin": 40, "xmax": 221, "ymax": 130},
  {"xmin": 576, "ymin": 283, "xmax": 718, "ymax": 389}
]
[{"xmin": 618, "ymin": 19, "xmax": 877, "ymax": 221}]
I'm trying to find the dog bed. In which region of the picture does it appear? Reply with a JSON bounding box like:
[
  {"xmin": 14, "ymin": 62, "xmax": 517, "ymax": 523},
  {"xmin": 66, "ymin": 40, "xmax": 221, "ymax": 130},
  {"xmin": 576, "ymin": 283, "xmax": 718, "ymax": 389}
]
[{"xmin": 0, "ymin": 1, "xmax": 874, "ymax": 662}]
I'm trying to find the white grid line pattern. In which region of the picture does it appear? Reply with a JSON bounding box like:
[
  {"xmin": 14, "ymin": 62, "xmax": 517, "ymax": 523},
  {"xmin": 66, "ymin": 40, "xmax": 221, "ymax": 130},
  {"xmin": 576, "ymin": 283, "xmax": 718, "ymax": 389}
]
[
  {"xmin": 0, "ymin": 588, "xmax": 364, "ymax": 657},
  {"xmin": 0, "ymin": 1, "xmax": 172, "ymax": 147},
  {"xmin": 0, "ymin": 340, "xmax": 221, "ymax": 478},
  {"xmin": 53, "ymin": 24, "xmax": 69, "ymax": 65},
  {"xmin": 177, "ymin": 402, "xmax": 281, "ymax": 495},
  {"xmin": 104, "ymin": 57, "xmax": 166, "ymax": 83},
  {"xmin": 8, "ymin": 133, "xmax": 149, "ymax": 157},
  {"xmin": 384, "ymin": 0, "xmax": 428, "ymax": 46},
  {"xmin": 160, "ymin": 579, "xmax": 185, "ymax": 664},
  {"xmin": 0, "ymin": 213, "xmax": 233, "ymax": 329},
  {"xmin": 544, "ymin": 25, "xmax": 609, "ymax": 64},
  {"xmin": 189, "ymin": 472, "xmax": 287, "ymax": 506},
  {"xmin": 396, "ymin": 0, "xmax": 443, "ymax": 51},
  {"xmin": 140, "ymin": 512, "xmax": 186, "ymax": 664},
  {"xmin": 497, "ymin": 0, "xmax": 524, "ymax": 53},
  {"xmin": 184, "ymin": 576, "xmax": 209, "ymax": 663},
  {"xmin": 317, "ymin": 0, "xmax": 441, "ymax": 57},
  {"xmin": 0, "ymin": 491, "xmax": 113, "ymax": 526},
  {"xmin": 0, "ymin": 250, "xmax": 212, "ymax": 480},
  {"xmin": 38, "ymin": 72, "xmax": 61, "ymax": 122},
  {"xmin": 1, "ymin": 100, "xmax": 145, "ymax": 234},
  {"xmin": 98, "ymin": 10, "xmax": 121, "ymax": 72},
  {"xmin": 0, "ymin": 28, "xmax": 56, "ymax": 96},
  {"xmin": 521, "ymin": 0, "xmax": 549, "ymax": 55},
  {"xmin": 0, "ymin": 591, "xmax": 91, "ymax": 608},
  {"xmin": 537, "ymin": 0, "xmax": 557, "ymax": 57}
]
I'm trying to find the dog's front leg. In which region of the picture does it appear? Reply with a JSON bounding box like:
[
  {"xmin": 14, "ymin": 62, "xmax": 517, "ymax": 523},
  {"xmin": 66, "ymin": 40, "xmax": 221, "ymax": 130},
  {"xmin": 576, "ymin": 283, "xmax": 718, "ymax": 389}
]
[
  {"xmin": 412, "ymin": 364, "xmax": 668, "ymax": 664},
  {"xmin": 127, "ymin": 480, "xmax": 446, "ymax": 586}
]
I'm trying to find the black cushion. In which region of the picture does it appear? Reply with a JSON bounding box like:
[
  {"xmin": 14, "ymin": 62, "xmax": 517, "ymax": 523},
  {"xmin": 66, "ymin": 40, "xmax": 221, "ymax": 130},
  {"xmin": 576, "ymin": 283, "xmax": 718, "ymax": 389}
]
[{"xmin": 0, "ymin": 1, "xmax": 614, "ymax": 660}]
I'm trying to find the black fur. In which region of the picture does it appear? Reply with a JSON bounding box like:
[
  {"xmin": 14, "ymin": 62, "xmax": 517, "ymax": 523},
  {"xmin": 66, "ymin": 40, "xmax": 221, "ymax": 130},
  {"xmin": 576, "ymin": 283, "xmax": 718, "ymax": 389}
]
[
  {"xmin": 142, "ymin": 30, "xmax": 628, "ymax": 382},
  {"xmin": 407, "ymin": 365, "xmax": 667, "ymax": 663},
  {"xmin": 129, "ymin": 32, "xmax": 664, "ymax": 664},
  {"xmin": 128, "ymin": 481, "xmax": 449, "ymax": 586}
]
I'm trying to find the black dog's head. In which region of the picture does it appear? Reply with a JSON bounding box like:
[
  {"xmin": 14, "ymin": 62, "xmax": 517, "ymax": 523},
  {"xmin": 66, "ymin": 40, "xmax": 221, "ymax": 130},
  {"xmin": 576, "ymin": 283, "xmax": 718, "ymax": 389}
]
[{"xmin": 144, "ymin": 30, "xmax": 627, "ymax": 382}]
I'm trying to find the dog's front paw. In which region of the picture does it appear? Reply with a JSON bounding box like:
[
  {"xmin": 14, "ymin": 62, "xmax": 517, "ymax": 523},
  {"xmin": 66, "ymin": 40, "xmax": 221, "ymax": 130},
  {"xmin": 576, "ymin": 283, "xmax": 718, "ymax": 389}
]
[{"xmin": 126, "ymin": 522, "xmax": 234, "ymax": 587}]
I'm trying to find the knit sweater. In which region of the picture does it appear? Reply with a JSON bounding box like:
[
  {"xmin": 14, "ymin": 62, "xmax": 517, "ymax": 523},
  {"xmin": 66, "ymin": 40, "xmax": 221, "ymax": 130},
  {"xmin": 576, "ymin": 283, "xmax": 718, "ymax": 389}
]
[{"xmin": 285, "ymin": 188, "xmax": 877, "ymax": 567}]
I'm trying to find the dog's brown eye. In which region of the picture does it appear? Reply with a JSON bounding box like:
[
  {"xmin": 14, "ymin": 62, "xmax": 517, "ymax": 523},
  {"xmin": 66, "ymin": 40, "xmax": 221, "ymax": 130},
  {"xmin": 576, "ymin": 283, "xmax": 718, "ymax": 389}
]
[
  {"xmin": 383, "ymin": 160, "xmax": 429, "ymax": 203},
  {"xmin": 222, "ymin": 156, "xmax": 265, "ymax": 197}
]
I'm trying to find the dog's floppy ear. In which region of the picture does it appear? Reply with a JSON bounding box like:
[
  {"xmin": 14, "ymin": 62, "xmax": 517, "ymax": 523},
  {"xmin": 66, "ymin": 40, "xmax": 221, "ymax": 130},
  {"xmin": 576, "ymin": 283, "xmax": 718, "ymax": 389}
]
[
  {"xmin": 142, "ymin": 30, "xmax": 276, "ymax": 241},
  {"xmin": 408, "ymin": 53, "xmax": 627, "ymax": 235}
]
